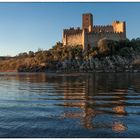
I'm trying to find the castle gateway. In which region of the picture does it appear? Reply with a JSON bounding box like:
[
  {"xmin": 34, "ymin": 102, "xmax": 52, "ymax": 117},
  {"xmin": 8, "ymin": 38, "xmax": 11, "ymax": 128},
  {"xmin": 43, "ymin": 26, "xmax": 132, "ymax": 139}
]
[{"xmin": 62, "ymin": 13, "xmax": 126, "ymax": 50}]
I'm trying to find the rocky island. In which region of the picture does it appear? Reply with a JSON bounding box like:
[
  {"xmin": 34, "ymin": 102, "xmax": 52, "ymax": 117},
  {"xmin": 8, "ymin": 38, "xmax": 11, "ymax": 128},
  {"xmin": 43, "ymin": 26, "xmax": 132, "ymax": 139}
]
[{"xmin": 0, "ymin": 13, "xmax": 140, "ymax": 73}]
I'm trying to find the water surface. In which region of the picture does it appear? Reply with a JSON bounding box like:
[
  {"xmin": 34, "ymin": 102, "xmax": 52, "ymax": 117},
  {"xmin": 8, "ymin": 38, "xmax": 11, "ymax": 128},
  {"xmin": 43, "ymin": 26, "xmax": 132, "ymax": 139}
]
[{"xmin": 0, "ymin": 72, "xmax": 140, "ymax": 138}]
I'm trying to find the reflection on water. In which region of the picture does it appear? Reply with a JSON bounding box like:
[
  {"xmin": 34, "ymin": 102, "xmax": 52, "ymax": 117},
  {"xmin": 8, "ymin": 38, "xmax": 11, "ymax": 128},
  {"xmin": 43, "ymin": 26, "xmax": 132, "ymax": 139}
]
[
  {"xmin": 0, "ymin": 72, "xmax": 140, "ymax": 137},
  {"xmin": 112, "ymin": 121, "xmax": 127, "ymax": 132}
]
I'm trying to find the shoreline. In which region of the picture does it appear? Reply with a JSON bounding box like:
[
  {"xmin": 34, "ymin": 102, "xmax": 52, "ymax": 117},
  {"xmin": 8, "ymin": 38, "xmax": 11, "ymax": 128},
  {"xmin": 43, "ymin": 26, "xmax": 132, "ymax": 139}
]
[
  {"xmin": 0, "ymin": 69, "xmax": 140, "ymax": 74},
  {"xmin": 0, "ymin": 70, "xmax": 17, "ymax": 72}
]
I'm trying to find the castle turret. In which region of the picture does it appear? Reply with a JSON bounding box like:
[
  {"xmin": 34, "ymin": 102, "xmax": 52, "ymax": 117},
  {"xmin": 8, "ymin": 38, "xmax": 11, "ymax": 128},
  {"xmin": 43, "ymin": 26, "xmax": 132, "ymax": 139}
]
[
  {"xmin": 112, "ymin": 21, "xmax": 126, "ymax": 39},
  {"xmin": 82, "ymin": 13, "xmax": 93, "ymax": 32}
]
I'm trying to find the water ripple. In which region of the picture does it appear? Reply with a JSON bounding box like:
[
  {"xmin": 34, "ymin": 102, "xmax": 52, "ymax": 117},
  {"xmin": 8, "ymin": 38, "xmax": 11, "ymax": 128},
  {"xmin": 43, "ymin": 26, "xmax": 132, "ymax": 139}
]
[{"xmin": 0, "ymin": 72, "xmax": 139, "ymax": 137}]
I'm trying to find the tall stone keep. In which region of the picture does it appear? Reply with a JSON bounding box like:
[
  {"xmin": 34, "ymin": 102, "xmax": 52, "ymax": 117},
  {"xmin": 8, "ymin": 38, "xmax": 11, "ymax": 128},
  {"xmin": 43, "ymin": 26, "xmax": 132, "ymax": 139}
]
[{"xmin": 82, "ymin": 13, "xmax": 93, "ymax": 32}]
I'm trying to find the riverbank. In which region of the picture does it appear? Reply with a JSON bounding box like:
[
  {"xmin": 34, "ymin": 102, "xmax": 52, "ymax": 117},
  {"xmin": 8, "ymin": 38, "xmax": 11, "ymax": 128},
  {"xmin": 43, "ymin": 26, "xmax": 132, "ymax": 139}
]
[
  {"xmin": 0, "ymin": 56, "xmax": 140, "ymax": 73},
  {"xmin": 15, "ymin": 54, "xmax": 140, "ymax": 73}
]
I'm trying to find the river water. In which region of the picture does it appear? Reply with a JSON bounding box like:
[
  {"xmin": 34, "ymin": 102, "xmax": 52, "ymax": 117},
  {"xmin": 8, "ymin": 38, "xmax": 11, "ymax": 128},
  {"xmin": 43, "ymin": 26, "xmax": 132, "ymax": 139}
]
[{"xmin": 0, "ymin": 72, "xmax": 140, "ymax": 138}]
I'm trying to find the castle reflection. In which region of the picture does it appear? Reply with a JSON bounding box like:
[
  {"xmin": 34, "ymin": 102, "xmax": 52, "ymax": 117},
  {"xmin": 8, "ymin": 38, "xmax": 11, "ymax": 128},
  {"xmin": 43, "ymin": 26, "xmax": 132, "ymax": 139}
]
[
  {"xmin": 112, "ymin": 122, "xmax": 127, "ymax": 132},
  {"xmin": 60, "ymin": 73, "xmax": 129, "ymax": 132}
]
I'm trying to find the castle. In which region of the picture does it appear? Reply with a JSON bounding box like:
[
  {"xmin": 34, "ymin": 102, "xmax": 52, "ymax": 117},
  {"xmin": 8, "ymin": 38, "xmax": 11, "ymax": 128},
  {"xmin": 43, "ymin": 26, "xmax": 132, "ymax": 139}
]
[{"xmin": 62, "ymin": 13, "xmax": 126, "ymax": 50}]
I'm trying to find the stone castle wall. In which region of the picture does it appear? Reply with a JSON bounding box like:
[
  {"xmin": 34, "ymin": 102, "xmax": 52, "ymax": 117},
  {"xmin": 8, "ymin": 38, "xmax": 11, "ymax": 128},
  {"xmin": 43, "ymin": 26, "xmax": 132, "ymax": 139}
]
[
  {"xmin": 63, "ymin": 28, "xmax": 82, "ymax": 46},
  {"xmin": 63, "ymin": 33, "xmax": 82, "ymax": 46},
  {"xmin": 63, "ymin": 30, "xmax": 126, "ymax": 48},
  {"xmin": 86, "ymin": 32, "xmax": 126, "ymax": 47}
]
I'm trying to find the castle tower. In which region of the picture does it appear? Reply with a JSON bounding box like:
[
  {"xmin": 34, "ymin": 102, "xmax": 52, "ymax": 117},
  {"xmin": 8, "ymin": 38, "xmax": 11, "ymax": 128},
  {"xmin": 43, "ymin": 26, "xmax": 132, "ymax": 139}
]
[
  {"xmin": 112, "ymin": 21, "xmax": 126, "ymax": 39},
  {"xmin": 82, "ymin": 13, "xmax": 93, "ymax": 32}
]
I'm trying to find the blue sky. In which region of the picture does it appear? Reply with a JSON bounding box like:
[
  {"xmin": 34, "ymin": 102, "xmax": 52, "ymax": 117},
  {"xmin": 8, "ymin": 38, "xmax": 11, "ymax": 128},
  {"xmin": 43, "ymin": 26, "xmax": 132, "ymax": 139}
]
[{"xmin": 0, "ymin": 2, "xmax": 140, "ymax": 56}]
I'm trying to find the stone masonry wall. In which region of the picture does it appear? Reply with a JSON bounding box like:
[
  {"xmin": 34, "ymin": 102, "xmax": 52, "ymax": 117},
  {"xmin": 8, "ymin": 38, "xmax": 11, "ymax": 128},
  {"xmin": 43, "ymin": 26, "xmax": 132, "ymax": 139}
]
[
  {"xmin": 86, "ymin": 32, "xmax": 126, "ymax": 47},
  {"xmin": 64, "ymin": 33, "xmax": 82, "ymax": 46}
]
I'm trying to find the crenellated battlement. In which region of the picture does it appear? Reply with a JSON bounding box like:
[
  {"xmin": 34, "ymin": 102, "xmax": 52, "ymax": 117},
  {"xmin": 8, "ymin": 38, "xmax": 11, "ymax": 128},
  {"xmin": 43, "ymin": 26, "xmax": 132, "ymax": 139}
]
[
  {"xmin": 89, "ymin": 31, "xmax": 125, "ymax": 35},
  {"xmin": 93, "ymin": 25, "xmax": 112, "ymax": 28},
  {"xmin": 93, "ymin": 25, "xmax": 114, "ymax": 33},
  {"xmin": 63, "ymin": 27, "xmax": 82, "ymax": 36}
]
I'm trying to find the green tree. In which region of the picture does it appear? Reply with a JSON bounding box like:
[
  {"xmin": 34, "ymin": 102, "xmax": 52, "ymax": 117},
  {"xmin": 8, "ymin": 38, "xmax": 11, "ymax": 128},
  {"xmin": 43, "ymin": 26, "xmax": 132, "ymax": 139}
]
[{"xmin": 28, "ymin": 51, "xmax": 34, "ymax": 57}]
